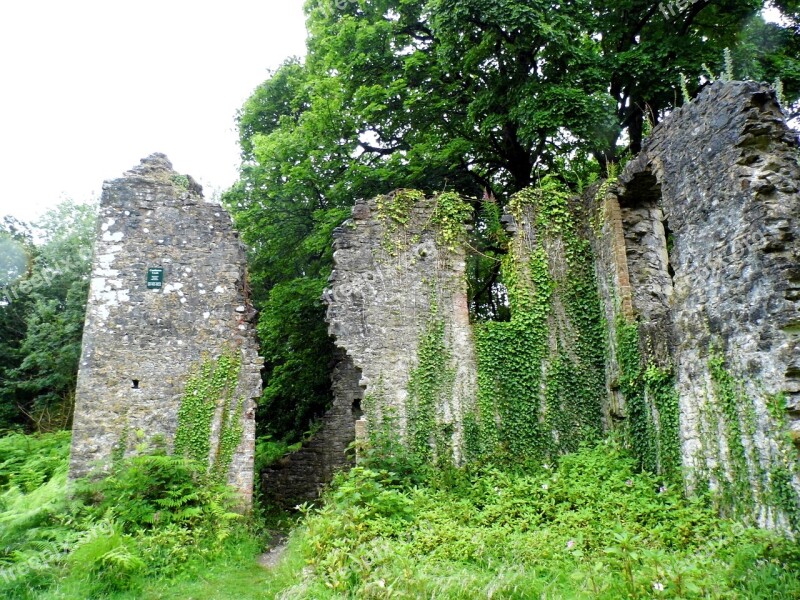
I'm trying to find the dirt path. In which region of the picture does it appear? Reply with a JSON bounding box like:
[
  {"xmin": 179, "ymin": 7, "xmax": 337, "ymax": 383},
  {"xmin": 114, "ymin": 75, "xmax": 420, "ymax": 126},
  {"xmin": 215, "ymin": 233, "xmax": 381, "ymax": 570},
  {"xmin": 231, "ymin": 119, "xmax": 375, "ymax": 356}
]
[{"xmin": 257, "ymin": 533, "xmax": 288, "ymax": 569}]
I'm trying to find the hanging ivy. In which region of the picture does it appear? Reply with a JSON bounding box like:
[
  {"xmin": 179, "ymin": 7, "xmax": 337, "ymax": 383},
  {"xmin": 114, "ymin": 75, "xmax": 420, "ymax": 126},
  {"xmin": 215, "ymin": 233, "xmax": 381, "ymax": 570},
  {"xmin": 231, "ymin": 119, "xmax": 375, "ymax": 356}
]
[
  {"xmin": 471, "ymin": 177, "xmax": 606, "ymax": 464},
  {"xmin": 705, "ymin": 351, "xmax": 800, "ymax": 529},
  {"xmin": 406, "ymin": 305, "xmax": 455, "ymax": 464},
  {"xmin": 173, "ymin": 350, "xmax": 244, "ymax": 481},
  {"xmin": 615, "ymin": 316, "xmax": 680, "ymax": 479},
  {"xmin": 375, "ymin": 189, "xmax": 471, "ymax": 255}
]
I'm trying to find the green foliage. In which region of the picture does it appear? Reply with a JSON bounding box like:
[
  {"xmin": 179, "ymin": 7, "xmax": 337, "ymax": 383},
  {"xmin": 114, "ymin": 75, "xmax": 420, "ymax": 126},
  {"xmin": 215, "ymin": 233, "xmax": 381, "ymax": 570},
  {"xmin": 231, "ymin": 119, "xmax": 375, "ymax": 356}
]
[
  {"xmin": 376, "ymin": 189, "xmax": 472, "ymax": 255},
  {"xmin": 229, "ymin": 0, "xmax": 800, "ymax": 444},
  {"xmin": 0, "ymin": 201, "xmax": 96, "ymax": 431},
  {"xmin": 406, "ymin": 309, "xmax": 454, "ymax": 464},
  {"xmin": 707, "ymin": 351, "xmax": 755, "ymax": 517},
  {"xmin": 170, "ymin": 174, "xmax": 190, "ymax": 190},
  {"xmin": 3, "ymin": 433, "xmax": 800, "ymax": 599},
  {"xmin": 472, "ymin": 178, "xmax": 605, "ymax": 462},
  {"xmin": 430, "ymin": 191, "xmax": 473, "ymax": 252},
  {"xmin": 256, "ymin": 277, "xmax": 336, "ymax": 443},
  {"xmin": 703, "ymin": 351, "xmax": 800, "ymax": 530},
  {"xmin": 66, "ymin": 528, "xmax": 145, "ymax": 594},
  {"xmin": 173, "ymin": 351, "xmax": 244, "ymax": 481},
  {"xmin": 615, "ymin": 317, "xmax": 681, "ymax": 478},
  {"xmin": 0, "ymin": 431, "xmax": 70, "ymax": 492},
  {"xmin": 287, "ymin": 441, "xmax": 800, "ymax": 598},
  {"xmin": 0, "ymin": 431, "xmax": 262, "ymax": 599}
]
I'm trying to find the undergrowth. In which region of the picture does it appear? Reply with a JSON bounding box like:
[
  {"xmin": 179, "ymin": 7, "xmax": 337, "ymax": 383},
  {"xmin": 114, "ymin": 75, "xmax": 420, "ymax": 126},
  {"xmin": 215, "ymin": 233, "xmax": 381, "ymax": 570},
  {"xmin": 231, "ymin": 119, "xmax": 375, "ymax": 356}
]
[
  {"xmin": 0, "ymin": 432, "xmax": 269, "ymax": 599},
  {"xmin": 1, "ymin": 432, "xmax": 798, "ymax": 599}
]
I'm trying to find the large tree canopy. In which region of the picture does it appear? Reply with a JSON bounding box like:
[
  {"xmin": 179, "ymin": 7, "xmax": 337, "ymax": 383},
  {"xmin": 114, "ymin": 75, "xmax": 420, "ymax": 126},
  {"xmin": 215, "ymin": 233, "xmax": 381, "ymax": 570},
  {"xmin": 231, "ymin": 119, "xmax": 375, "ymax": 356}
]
[{"xmin": 226, "ymin": 0, "xmax": 800, "ymax": 441}]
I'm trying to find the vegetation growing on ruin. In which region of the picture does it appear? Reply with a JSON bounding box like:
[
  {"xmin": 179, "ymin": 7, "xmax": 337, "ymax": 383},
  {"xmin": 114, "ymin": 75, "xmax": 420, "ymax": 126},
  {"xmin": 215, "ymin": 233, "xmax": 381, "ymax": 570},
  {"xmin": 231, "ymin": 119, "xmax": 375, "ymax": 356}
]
[
  {"xmin": 615, "ymin": 317, "xmax": 682, "ymax": 479},
  {"xmin": 2, "ymin": 1, "xmax": 800, "ymax": 598},
  {"xmin": 174, "ymin": 350, "xmax": 244, "ymax": 480},
  {"xmin": 221, "ymin": 0, "xmax": 800, "ymax": 464},
  {"xmin": 376, "ymin": 189, "xmax": 472, "ymax": 256},
  {"xmin": 694, "ymin": 351, "xmax": 800, "ymax": 530},
  {"xmin": 469, "ymin": 177, "xmax": 606, "ymax": 462},
  {"xmin": 404, "ymin": 303, "xmax": 458, "ymax": 465}
]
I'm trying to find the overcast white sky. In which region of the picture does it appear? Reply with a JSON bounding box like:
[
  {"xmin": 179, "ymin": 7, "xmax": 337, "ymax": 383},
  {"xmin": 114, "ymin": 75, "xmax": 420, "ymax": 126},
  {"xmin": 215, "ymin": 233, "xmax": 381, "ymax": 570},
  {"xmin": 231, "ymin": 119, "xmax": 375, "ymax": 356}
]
[{"xmin": 0, "ymin": 0, "xmax": 308, "ymax": 223}]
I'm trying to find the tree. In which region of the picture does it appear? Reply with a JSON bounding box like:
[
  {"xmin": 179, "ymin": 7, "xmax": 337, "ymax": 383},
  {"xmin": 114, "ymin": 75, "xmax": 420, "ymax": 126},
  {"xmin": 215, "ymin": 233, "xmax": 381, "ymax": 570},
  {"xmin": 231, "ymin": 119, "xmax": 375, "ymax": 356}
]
[
  {"xmin": 0, "ymin": 201, "xmax": 96, "ymax": 431},
  {"xmin": 228, "ymin": 0, "xmax": 800, "ymax": 440}
]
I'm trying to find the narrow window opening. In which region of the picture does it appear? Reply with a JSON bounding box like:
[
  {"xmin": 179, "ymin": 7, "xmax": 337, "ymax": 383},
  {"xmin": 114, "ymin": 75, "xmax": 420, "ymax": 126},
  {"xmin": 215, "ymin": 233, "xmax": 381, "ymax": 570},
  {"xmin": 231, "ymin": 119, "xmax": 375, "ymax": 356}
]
[
  {"xmin": 619, "ymin": 169, "xmax": 673, "ymax": 321},
  {"xmin": 132, "ymin": 379, "xmax": 139, "ymax": 389},
  {"xmin": 664, "ymin": 220, "xmax": 676, "ymax": 283},
  {"xmin": 351, "ymin": 398, "xmax": 363, "ymax": 420}
]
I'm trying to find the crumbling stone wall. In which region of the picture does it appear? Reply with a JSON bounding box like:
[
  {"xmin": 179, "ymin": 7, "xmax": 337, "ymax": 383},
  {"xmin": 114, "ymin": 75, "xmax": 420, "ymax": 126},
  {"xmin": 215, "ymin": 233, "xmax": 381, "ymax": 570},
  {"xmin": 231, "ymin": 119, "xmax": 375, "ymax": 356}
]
[
  {"xmin": 69, "ymin": 154, "xmax": 261, "ymax": 505},
  {"xmin": 261, "ymin": 352, "xmax": 362, "ymax": 505},
  {"xmin": 325, "ymin": 193, "xmax": 477, "ymax": 463},
  {"xmin": 597, "ymin": 81, "xmax": 800, "ymax": 528}
]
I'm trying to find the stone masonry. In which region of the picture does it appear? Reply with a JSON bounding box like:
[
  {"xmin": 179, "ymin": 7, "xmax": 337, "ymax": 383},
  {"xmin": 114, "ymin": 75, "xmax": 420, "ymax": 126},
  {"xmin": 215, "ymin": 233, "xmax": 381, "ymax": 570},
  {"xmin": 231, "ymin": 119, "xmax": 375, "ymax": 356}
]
[
  {"xmin": 69, "ymin": 154, "xmax": 261, "ymax": 506},
  {"xmin": 596, "ymin": 82, "xmax": 800, "ymax": 528},
  {"xmin": 325, "ymin": 193, "xmax": 477, "ymax": 464},
  {"xmin": 261, "ymin": 351, "xmax": 363, "ymax": 505}
]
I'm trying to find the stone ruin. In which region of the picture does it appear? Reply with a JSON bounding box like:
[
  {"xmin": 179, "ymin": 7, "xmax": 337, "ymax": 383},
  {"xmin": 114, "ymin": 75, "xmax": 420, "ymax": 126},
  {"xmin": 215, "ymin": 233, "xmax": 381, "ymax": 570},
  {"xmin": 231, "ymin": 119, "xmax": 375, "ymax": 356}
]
[
  {"xmin": 596, "ymin": 81, "xmax": 800, "ymax": 528},
  {"xmin": 262, "ymin": 193, "xmax": 477, "ymax": 504},
  {"xmin": 67, "ymin": 82, "xmax": 799, "ymax": 530},
  {"xmin": 68, "ymin": 154, "xmax": 261, "ymax": 506},
  {"xmin": 297, "ymin": 81, "xmax": 798, "ymax": 529}
]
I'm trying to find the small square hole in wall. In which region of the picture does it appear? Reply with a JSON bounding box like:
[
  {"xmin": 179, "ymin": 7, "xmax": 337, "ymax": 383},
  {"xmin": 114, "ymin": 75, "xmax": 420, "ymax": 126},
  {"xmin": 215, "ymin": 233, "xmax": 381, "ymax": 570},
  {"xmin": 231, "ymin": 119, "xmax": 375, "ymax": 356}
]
[{"xmin": 132, "ymin": 379, "xmax": 140, "ymax": 389}]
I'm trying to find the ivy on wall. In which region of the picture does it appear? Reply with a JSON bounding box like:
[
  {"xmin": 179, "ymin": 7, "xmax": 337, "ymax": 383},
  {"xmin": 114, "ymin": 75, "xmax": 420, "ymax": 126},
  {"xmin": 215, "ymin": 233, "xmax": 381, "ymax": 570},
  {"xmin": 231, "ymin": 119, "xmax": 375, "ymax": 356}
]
[
  {"xmin": 407, "ymin": 305, "xmax": 455, "ymax": 464},
  {"xmin": 366, "ymin": 190, "xmax": 471, "ymax": 463},
  {"xmin": 698, "ymin": 351, "xmax": 800, "ymax": 530},
  {"xmin": 173, "ymin": 350, "xmax": 244, "ymax": 482},
  {"xmin": 614, "ymin": 317, "xmax": 680, "ymax": 479},
  {"xmin": 469, "ymin": 177, "xmax": 606, "ymax": 463},
  {"xmin": 376, "ymin": 189, "xmax": 472, "ymax": 256}
]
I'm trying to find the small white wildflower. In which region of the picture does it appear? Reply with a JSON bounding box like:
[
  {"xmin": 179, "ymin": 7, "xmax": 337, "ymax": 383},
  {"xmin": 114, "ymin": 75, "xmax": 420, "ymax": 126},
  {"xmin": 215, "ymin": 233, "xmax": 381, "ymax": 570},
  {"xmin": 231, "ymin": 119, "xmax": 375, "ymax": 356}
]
[
  {"xmin": 543, "ymin": 463, "xmax": 551, "ymax": 470},
  {"xmin": 659, "ymin": 485, "xmax": 667, "ymax": 494},
  {"xmin": 625, "ymin": 479, "xmax": 633, "ymax": 487},
  {"xmin": 377, "ymin": 579, "xmax": 386, "ymax": 588},
  {"xmin": 542, "ymin": 483, "xmax": 549, "ymax": 490},
  {"xmin": 566, "ymin": 539, "xmax": 575, "ymax": 550},
  {"xmin": 653, "ymin": 582, "xmax": 665, "ymax": 592}
]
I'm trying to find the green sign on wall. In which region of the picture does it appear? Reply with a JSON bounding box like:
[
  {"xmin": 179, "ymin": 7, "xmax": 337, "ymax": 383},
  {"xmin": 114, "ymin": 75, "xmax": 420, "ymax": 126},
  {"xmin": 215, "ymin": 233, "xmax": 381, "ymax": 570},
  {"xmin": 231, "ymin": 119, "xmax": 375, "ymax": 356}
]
[{"xmin": 146, "ymin": 267, "xmax": 164, "ymax": 289}]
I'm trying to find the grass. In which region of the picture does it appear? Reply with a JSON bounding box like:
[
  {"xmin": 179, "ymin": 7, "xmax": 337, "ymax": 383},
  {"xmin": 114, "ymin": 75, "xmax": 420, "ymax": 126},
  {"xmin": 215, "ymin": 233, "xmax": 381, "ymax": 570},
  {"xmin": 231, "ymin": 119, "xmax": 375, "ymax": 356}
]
[{"xmin": 0, "ymin": 432, "xmax": 798, "ymax": 599}]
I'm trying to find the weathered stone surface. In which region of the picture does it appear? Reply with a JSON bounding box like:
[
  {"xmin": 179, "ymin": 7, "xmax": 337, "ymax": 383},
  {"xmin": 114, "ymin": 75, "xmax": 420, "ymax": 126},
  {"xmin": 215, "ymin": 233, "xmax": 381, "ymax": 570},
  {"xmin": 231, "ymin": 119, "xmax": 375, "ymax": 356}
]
[
  {"xmin": 69, "ymin": 153, "xmax": 261, "ymax": 506},
  {"xmin": 596, "ymin": 82, "xmax": 800, "ymax": 528},
  {"xmin": 325, "ymin": 193, "xmax": 477, "ymax": 463},
  {"xmin": 261, "ymin": 351, "xmax": 362, "ymax": 506}
]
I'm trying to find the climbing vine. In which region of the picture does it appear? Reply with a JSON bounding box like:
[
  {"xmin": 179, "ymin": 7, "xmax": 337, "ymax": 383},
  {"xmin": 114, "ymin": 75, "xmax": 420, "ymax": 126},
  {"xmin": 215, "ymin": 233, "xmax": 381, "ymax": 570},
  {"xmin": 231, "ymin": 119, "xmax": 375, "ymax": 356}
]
[
  {"xmin": 471, "ymin": 177, "xmax": 606, "ymax": 463},
  {"xmin": 705, "ymin": 351, "xmax": 800, "ymax": 530},
  {"xmin": 376, "ymin": 189, "xmax": 471, "ymax": 255},
  {"xmin": 430, "ymin": 191, "xmax": 473, "ymax": 252},
  {"xmin": 708, "ymin": 350, "xmax": 758, "ymax": 517},
  {"xmin": 173, "ymin": 350, "xmax": 244, "ymax": 481},
  {"xmin": 406, "ymin": 305, "xmax": 455, "ymax": 464},
  {"xmin": 615, "ymin": 316, "xmax": 681, "ymax": 478}
]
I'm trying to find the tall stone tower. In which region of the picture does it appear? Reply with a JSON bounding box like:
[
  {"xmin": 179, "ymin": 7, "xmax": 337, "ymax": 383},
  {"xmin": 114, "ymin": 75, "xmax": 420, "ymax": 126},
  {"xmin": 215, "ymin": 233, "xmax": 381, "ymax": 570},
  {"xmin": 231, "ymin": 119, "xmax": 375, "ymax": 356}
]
[{"xmin": 69, "ymin": 154, "xmax": 261, "ymax": 505}]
